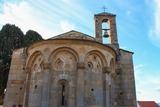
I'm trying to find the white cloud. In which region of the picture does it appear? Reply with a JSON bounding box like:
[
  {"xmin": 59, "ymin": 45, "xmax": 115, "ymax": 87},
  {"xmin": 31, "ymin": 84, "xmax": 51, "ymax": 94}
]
[
  {"xmin": 155, "ymin": 87, "xmax": 160, "ymax": 92},
  {"xmin": 134, "ymin": 64, "xmax": 147, "ymax": 70},
  {"xmin": 137, "ymin": 90, "xmax": 160, "ymax": 102},
  {"xmin": 59, "ymin": 20, "xmax": 75, "ymax": 32},
  {"xmin": 0, "ymin": 1, "xmax": 93, "ymax": 39},
  {"xmin": 137, "ymin": 90, "xmax": 143, "ymax": 94},
  {"xmin": 120, "ymin": 46, "xmax": 127, "ymax": 50},
  {"xmin": 0, "ymin": 1, "xmax": 57, "ymax": 39},
  {"xmin": 0, "ymin": 1, "xmax": 32, "ymax": 30},
  {"xmin": 150, "ymin": 78, "xmax": 160, "ymax": 85},
  {"xmin": 134, "ymin": 64, "xmax": 147, "ymax": 80},
  {"xmin": 149, "ymin": 0, "xmax": 160, "ymax": 47}
]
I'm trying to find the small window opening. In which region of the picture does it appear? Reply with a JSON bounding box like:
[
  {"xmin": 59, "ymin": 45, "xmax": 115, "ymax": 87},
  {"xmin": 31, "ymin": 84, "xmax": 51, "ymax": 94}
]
[
  {"xmin": 120, "ymin": 92, "xmax": 123, "ymax": 95},
  {"xmin": 61, "ymin": 84, "xmax": 65, "ymax": 105},
  {"xmin": 35, "ymin": 85, "xmax": 37, "ymax": 89},
  {"xmin": 91, "ymin": 88, "xmax": 94, "ymax": 91}
]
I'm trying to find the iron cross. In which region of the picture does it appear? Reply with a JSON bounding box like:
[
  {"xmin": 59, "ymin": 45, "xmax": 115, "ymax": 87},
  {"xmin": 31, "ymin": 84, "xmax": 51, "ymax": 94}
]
[{"xmin": 101, "ymin": 5, "xmax": 107, "ymax": 12}]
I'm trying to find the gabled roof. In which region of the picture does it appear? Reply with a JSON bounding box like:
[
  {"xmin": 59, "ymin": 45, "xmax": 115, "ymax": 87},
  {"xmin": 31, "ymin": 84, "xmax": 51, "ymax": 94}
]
[
  {"xmin": 48, "ymin": 30, "xmax": 95, "ymax": 41},
  {"xmin": 94, "ymin": 12, "xmax": 116, "ymax": 16},
  {"xmin": 138, "ymin": 101, "xmax": 159, "ymax": 107}
]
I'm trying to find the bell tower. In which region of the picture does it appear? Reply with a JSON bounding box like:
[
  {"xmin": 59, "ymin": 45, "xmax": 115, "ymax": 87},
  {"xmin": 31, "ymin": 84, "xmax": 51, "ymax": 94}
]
[{"xmin": 94, "ymin": 12, "xmax": 118, "ymax": 45}]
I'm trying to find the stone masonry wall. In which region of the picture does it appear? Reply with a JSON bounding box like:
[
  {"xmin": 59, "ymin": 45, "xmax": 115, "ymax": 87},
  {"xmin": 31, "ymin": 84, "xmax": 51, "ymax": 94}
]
[
  {"xmin": 114, "ymin": 49, "xmax": 137, "ymax": 107},
  {"xmin": 3, "ymin": 48, "xmax": 27, "ymax": 107}
]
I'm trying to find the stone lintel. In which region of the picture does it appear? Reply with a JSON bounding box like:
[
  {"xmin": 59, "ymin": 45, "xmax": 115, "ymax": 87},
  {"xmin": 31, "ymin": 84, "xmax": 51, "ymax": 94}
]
[
  {"xmin": 77, "ymin": 62, "xmax": 85, "ymax": 69},
  {"xmin": 103, "ymin": 67, "xmax": 111, "ymax": 74}
]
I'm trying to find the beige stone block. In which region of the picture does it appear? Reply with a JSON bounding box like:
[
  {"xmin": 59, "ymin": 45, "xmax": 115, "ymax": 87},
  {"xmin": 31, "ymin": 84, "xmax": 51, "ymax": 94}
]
[
  {"xmin": 11, "ymin": 58, "xmax": 22, "ymax": 65},
  {"xmin": 11, "ymin": 80, "xmax": 24, "ymax": 84}
]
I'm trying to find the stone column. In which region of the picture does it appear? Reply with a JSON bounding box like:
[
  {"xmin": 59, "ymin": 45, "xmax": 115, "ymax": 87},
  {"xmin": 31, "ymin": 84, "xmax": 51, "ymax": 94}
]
[
  {"xmin": 41, "ymin": 62, "xmax": 50, "ymax": 107},
  {"xmin": 76, "ymin": 62, "xmax": 85, "ymax": 107},
  {"xmin": 103, "ymin": 67, "xmax": 111, "ymax": 107}
]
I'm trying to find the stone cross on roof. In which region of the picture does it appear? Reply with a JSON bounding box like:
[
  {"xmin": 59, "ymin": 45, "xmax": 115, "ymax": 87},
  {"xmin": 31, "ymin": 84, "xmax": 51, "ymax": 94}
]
[{"xmin": 101, "ymin": 5, "xmax": 107, "ymax": 12}]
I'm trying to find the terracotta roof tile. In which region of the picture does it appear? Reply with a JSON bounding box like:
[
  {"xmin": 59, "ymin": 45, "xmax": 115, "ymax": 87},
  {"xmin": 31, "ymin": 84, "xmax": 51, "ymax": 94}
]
[{"xmin": 138, "ymin": 101, "xmax": 159, "ymax": 107}]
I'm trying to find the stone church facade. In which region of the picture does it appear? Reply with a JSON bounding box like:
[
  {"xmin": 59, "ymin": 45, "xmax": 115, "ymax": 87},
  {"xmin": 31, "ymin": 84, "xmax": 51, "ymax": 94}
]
[{"xmin": 4, "ymin": 12, "xmax": 137, "ymax": 107}]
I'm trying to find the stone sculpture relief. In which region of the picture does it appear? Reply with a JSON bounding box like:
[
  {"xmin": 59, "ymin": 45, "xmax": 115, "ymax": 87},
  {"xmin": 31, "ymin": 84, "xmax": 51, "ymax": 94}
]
[
  {"xmin": 32, "ymin": 55, "xmax": 44, "ymax": 79},
  {"xmin": 86, "ymin": 54, "xmax": 102, "ymax": 73},
  {"xmin": 52, "ymin": 51, "xmax": 76, "ymax": 72}
]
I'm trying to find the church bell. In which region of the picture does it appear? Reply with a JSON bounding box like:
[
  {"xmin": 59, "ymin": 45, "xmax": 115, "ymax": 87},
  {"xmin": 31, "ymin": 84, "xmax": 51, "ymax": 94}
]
[{"xmin": 103, "ymin": 29, "xmax": 109, "ymax": 38}]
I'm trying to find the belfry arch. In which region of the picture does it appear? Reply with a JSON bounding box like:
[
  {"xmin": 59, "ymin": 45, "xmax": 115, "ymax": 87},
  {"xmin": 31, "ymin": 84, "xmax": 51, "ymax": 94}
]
[
  {"xmin": 94, "ymin": 12, "xmax": 118, "ymax": 44},
  {"xmin": 102, "ymin": 18, "xmax": 110, "ymax": 43}
]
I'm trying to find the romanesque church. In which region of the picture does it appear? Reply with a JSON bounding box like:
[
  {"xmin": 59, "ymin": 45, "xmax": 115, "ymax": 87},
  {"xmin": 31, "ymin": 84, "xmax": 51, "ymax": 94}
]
[{"xmin": 4, "ymin": 12, "xmax": 137, "ymax": 107}]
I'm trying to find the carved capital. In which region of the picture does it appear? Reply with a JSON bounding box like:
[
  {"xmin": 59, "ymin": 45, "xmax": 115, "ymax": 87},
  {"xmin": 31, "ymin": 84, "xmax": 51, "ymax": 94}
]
[
  {"xmin": 77, "ymin": 62, "xmax": 85, "ymax": 69},
  {"xmin": 103, "ymin": 67, "xmax": 111, "ymax": 74},
  {"xmin": 43, "ymin": 62, "xmax": 51, "ymax": 69},
  {"xmin": 110, "ymin": 73, "xmax": 115, "ymax": 78}
]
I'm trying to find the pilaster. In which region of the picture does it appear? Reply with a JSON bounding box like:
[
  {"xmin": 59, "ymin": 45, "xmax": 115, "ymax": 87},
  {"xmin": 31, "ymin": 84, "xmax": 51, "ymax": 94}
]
[
  {"xmin": 103, "ymin": 67, "xmax": 111, "ymax": 107},
  {"xmin": 76, "ymin": 62, "xmax": 85, "ymax": 107},
  {"xmin": 41, "ymin": 62, "xmax": 51, "ymax": 107}
]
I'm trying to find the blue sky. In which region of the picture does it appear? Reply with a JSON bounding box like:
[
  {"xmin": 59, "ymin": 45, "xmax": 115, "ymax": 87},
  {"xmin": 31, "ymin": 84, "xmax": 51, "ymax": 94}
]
[{"xmin": 0, "ymin": 0, "xmax": 160, "ymax": 102}]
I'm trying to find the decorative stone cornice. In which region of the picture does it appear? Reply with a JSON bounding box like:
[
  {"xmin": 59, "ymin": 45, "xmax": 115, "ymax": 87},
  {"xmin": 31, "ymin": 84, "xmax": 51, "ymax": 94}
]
[
  {"xmin": 43, "ymin": 62, "xmax": 51, "ymax": 69},
  {"xmin": 77, "ymin": 62, "xmax": 85, "ymax": 69}
]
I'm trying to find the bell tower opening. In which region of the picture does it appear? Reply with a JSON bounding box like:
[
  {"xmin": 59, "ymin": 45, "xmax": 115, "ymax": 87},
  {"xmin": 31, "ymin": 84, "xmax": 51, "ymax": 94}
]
[
  {"xmin": 102, "ymin": 21, "xmax": 110, "ymax": 43},
  {"xmin": 94, "ymin": 12, "xmax": 118, "ymax": 45}
]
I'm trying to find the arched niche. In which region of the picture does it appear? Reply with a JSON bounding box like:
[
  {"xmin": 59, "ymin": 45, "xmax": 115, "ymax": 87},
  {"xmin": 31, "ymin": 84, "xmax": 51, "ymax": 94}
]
[
  {"xmin": 85, "ymin": 50, "xmax": 107, "ymax": 73},
  {"xmin": 84, "ymin": 50, "xmax": 107, "ymax": 106},
  {"xmin": 26, "ymin": 51, "xmax": 43, "ymax": 70},
  {"xmin": 49, "ymin": 47, "xmax": 79, "ymax": 72},
  {"xmin": 49, "ymin": 47, "xmax": 77, "ymax": 107},
  {"xmin": 25, "ymin": 51, "xmax": 44, "ymax": 107}
]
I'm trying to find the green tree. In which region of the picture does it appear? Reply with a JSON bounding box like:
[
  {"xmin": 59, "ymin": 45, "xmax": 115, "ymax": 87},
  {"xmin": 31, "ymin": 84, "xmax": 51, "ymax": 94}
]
[
  {"xmin": 0, "ymin": 24, "xmax": 24, "ymax": 98},
  {"xmin": 0, "ymin": 60, "xmax": 4, "ymax": 104},
  {"xmin": 23, "ymin": 30, "xmax": 43, "ymax": 47},
  {"xmin": 0, "ymin": 24, "xmax": 44, "ymax": 100}
]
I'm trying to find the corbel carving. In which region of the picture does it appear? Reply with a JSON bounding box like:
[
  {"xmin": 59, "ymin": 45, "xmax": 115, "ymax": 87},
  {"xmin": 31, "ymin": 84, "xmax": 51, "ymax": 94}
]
[
  {"xmin": 110, "ymin": 73, "xmax": 115, "ymax": 78},
  {"xmin": 77, "ymin": 62, "xmax": 85, "ymax": 69},
  {"xmin": 43, "ymin": 62, "xmax": 51, "ymax": 69},
  {"xmin": 103, "ymin": 67, "xmax": 111, "ymax": 74}
]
